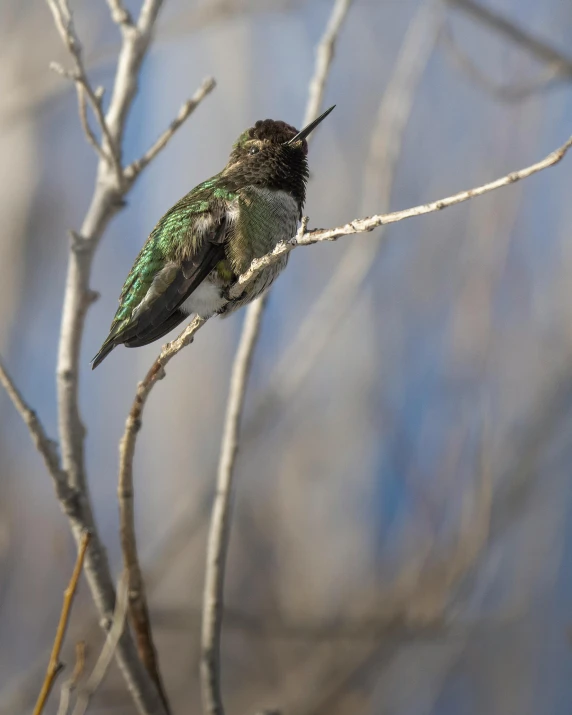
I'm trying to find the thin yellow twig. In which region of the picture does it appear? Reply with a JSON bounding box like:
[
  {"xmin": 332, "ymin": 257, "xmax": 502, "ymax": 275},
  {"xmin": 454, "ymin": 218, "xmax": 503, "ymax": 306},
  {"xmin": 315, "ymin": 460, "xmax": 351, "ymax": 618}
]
[{"xmin": 33, "ymin": 531, "xmax": 91, "ymax": 715}]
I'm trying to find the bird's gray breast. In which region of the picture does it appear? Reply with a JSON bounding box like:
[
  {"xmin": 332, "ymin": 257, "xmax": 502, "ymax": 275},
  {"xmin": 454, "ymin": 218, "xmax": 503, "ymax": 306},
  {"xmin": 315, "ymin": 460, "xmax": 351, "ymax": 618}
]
[
  {"xmin": 238, "ymin": 186, "xmax": 300, "ymax": 254},
  {"xmin": 224, "ymin": 187, "xmax": 299, "ymax": 311}
]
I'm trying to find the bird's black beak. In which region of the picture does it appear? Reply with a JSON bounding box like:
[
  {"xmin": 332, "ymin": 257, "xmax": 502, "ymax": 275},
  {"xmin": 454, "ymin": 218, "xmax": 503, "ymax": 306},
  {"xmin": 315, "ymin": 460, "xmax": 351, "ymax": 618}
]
[{"xmin": 286, "ymin": 105, "xmax": 335, "ymax": 145}]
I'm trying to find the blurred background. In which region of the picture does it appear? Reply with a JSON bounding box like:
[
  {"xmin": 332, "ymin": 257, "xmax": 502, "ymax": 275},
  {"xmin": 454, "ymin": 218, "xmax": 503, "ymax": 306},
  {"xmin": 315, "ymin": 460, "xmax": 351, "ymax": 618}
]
[{"xmin": 2, "ymin": 0, "xmax": 572, "ymax": 713}]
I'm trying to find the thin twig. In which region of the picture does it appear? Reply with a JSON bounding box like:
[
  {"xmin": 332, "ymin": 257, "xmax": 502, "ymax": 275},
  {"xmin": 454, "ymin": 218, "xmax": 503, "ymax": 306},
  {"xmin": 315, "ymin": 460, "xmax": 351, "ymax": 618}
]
[
  {"xmin": 75, "ymin": 83, "xmax": 110, "ymax": 164},
  {"xmin": 33, "ymin": 532, "xmax": 91, "ymax": 715},
  {"xmin": 71, "ymin": 574, "xmax": 130, "ymax": 715},
  {"xmin": 117, "ymin": 316, "xmax": 205, "ymax": 705},
  {"xmin": 0, "ymin": 356, "xmax": 74, "ymax": 507},
  {"xmin": 56, "ymin": 642, "xmax": 86, "ymax": 715},
  {"xmin": 124, "ymin": 77, "xmax": 217, "ymax": 183},
  {"xmin": 46, "ymin": 0, "xmax": 123, "ymax": 184},
  {"xmin": 200, "ymin": 1, "xmax": 354, "ymax": 713}
]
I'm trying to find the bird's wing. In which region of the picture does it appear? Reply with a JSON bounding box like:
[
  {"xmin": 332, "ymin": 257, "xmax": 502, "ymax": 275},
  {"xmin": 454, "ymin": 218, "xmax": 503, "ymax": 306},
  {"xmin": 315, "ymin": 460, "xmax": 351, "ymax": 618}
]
[{"xmin": 91, "ymin": 192, "xmax": 231, "ymax": 368}]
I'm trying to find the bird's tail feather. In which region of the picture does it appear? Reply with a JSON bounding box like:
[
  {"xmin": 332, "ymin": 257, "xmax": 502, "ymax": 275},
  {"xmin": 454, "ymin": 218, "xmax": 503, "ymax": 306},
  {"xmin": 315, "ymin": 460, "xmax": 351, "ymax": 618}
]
[{"xmin": 91, "ymin": 338, "xmax": 117, "ymax": 369}]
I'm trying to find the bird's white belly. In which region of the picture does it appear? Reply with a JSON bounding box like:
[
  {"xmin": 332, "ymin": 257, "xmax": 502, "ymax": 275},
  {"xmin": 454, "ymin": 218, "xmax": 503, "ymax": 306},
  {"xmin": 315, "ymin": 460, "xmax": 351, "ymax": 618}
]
[{"xmin": 181, "ymin": 280, "xmax": 226, "ymax": 318}]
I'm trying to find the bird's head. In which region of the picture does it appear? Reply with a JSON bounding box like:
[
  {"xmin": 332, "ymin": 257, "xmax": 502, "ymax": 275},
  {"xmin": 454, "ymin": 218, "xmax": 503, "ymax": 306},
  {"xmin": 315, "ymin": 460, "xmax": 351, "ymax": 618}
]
[{"xmin": 222, "ymin": 105, "xmax": 335, "ymax": 203}]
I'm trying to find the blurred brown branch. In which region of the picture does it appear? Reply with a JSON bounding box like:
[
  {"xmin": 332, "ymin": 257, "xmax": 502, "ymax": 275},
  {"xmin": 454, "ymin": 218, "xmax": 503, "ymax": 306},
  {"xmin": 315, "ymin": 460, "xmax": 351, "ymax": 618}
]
[
  {"xmin": 33, "ymin": 531, "xmax": 90, "ymax": 715},
  {"xmin": 151, "ymin": 605, "xmax": 477, "ymax": 640}
]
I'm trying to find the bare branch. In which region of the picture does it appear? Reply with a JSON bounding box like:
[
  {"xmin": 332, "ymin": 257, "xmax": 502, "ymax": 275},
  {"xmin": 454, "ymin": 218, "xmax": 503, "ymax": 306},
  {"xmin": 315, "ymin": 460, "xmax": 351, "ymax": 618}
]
[
  {"xmin": 124, "ymin": 77, "xmax": 216, "ymax": 183},
  {"xmin": 33, "ymin": 532, "xmax": 90, "ymax": 715},
  {"xmin": 76, "ymin": 83, "xmax": 111, "ymax": 164},
  {"xmin": 71, "ymin": 574, "xmax": 130, "ymax": 715},
  {"xmin": 447, "ymin": 0, "xmax": 572, "ymax": 78},
  {"xmin": 46, "ymin": 0, "xmax": 122, "ymax": 183}
]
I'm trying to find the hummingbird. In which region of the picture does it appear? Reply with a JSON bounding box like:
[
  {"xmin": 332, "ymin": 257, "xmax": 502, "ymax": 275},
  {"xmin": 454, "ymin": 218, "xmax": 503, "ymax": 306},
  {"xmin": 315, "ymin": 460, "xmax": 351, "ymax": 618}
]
[{"xmin": 91, "ymin": 105, "xmax": 335, "ymax": 368}]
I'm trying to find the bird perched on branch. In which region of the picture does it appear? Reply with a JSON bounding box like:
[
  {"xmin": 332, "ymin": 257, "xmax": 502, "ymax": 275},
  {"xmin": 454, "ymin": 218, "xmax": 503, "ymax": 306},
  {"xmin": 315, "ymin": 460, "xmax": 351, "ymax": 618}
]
[{"xmin": 91, "ymin": 106, "xmax": 335, "ymax": 368}]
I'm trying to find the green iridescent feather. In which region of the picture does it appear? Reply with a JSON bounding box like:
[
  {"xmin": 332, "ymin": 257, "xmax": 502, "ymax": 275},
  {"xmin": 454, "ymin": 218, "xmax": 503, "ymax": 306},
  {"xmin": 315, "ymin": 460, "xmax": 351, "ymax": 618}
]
[
  {"xmin": 91, "ymin": 179, "xmax": 237, "ymax": 366},
  {"xmin": 107, "ymin": 179, "xmax": 236, "ymax": 338}
]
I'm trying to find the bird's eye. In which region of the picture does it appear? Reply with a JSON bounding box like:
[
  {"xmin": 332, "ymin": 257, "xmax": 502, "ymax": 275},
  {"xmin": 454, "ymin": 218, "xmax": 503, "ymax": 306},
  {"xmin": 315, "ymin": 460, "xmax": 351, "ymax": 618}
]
[{"xmin": 249, "ymin": 146, "xmax": 260, "ymax": 155}]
